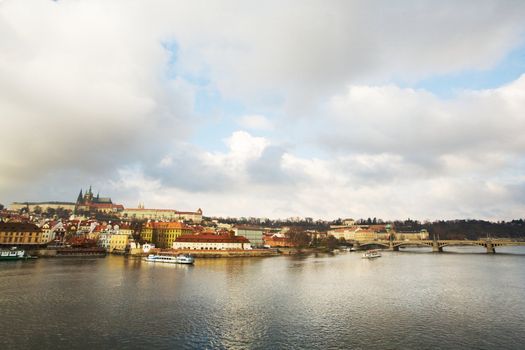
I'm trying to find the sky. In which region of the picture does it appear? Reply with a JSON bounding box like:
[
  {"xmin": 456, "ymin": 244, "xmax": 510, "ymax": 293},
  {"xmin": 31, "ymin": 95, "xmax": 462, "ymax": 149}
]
[{"xmin": 1, "ymin": 0, "xmax": 525, "ymax": 221}]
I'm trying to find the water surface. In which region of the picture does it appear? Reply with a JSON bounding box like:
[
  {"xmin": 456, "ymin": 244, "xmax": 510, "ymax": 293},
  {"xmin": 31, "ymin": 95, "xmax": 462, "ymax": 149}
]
[{"xmin": 1, "ymin": 247, "xmax": 524, "ymax": 349}]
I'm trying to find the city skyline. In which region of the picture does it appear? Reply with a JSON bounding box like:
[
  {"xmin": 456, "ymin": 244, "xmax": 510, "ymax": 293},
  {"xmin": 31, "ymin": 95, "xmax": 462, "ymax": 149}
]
[{"xmin": 2, "ymin": 1, "xmax": 525, "ymax": 220}]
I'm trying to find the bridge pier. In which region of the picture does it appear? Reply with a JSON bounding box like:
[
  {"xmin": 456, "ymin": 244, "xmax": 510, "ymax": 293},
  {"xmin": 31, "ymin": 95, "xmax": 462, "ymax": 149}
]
[
  {"xmin": 486, "ymin": 242, "xmax": 495, "ymax": 254},
  {"xmin": 432, "ymin": 241, "xmax": 442, "ymax": 253}
]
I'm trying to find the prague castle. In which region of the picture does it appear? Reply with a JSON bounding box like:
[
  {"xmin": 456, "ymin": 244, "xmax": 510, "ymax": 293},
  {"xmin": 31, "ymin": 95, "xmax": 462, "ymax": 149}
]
[
  {"xmin": 10, "ymin": 186, "xmax": 202, "ymax": 222},
  {"xmin": 75, "ymin": 186, "xmax": 124, "ymax": 214}
]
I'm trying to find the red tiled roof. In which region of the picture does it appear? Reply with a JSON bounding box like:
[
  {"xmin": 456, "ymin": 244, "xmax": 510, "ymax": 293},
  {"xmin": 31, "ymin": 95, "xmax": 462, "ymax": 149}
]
[
  {"xmin": 89, "ymin": 203, "xmax": 119, "ymax": 208},
  {"xmin": 0, "ymin": 222, "xmax": 41, "ymax": 232}
]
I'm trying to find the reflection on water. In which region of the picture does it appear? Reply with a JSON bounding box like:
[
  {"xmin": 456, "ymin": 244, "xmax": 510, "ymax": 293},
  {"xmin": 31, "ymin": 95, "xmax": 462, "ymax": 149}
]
[{"xmin": 1, "ymin": 247, "xmax": 524, "ymax": 349}]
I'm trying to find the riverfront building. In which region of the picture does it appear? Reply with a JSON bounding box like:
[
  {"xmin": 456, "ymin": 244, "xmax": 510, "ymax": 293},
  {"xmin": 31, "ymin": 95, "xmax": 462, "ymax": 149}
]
[
  {"xmin": 329, "ymin": 227, "xmax": 378, "ymax": 241},
  {"xmin": 0, "ymin": 222, "xmax": 42, "ymax": 246},
  {"xmin": 263, "ymin": 234, "xmax": 297, "ymax": 248},
  {"xmin": 39, "ymin": 221, "xmax": 65, "ymax": 244},
  {"xmin": 173, "ymin": 234, "xmax": 252, "ymax": 250},
  {"xmin": 99, "ymin": 233, "xmax": 129, "ymax": 253},
  {"xmin": 329, "ymin": 223, "xmax": 429, "ymax": 242},
  {"xmin": 393, "ymin": 230, "xmax": 429, "ymax": 241},
  {"xmin": 233, "ymin": 225, "xmax": 264, "ymax": 247},
  {"xmin": 141, "ymin": 221, "xmax": 194, "ymax": 249}
]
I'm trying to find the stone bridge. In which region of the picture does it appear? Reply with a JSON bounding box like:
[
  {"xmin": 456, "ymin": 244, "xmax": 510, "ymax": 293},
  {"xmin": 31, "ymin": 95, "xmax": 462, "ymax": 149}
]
[{"xmin": 353, "ymin": 239, "xmax": 525, "ymax": 254}]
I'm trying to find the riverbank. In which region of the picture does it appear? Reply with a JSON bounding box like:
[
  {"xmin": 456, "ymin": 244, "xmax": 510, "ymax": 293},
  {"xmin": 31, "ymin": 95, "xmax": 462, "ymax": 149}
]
[
  {"xmin": 32, "ymin": 248, "xmax": 106, "ymax": 257},
  {"xmin": 29, "ymin": 247, "xmax": 325, "ymax": 259},
  {"xmin": 141, "ymin": 248, "xmax": 281, "ymax": 258}
]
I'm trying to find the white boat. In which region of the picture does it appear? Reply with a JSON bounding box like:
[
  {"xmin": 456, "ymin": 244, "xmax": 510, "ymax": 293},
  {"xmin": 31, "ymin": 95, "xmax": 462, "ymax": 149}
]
[
  {"xmin": 144, "ymin": 254, "xmax": 195, "ymax": 264},
  {"xmin": 362, "ymin": 249, "xmax": 381, "ymax": 259},
  {"xmin": 1, "ymin": 249, "xmax": 25, "ymax": 260},
  {"xmin": 0, "ymin": 248, "xmax": 33, "ymax": 261}
]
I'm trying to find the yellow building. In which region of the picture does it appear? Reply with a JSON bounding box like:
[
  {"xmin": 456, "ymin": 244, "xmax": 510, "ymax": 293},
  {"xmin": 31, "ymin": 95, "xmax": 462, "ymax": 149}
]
[
  {"xmin": 109, "ymin": 234, "xmax": 129, "ymax": 253},
  {"xmin": 395, "ymin": 229, "xmax": 429, "ymax": 240},
  {"xmin": 328, "ymin": 227, "xmax": 378, "ymax": 241},
  {"xmin": 116, "ymin": 223, "xmax": 134, "ymax": 236},
  {"xmin": 352, "ymin": 229, "xmax": 378, "ymax": 241},
  {"xmin": 141, "ymin": 222, "xmax": 193, "ymax": 249},
  {"xmin": 0, "ymin": 222, "xmax": 43, "ymax": 246}
]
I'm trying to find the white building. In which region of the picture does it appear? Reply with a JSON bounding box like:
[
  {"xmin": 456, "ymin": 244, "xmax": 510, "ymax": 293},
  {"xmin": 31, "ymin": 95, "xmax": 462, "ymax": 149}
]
[
  {"xmin": 173, "ymin": 234, "xmax": 252, "ymax": 250},
  {"xmin": 39, "ymin": 221, "xmax": 65, "ymax": 244}
]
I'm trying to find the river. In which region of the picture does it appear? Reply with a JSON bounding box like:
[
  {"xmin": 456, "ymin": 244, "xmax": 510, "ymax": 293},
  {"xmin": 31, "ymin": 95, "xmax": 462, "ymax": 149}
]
[{"xmin": 1, "ymin": 247, "xmax": 524, "ymax": 349}]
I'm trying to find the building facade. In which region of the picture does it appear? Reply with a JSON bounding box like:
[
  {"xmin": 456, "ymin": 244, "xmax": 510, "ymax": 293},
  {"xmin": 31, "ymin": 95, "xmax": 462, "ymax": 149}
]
[
  {"xmin": 263, "ymin": 235, "xmax": 297, "ymax": 248},
  {"xmin": 39, "ymin": 221, "xmax": 65, "ymax": 244},
  {"xmin": 394, "ymin": 230, "xmax": 429, "ymax": 240},
  {"xmin": 10, "ymin": 202, "xmax": 76, "ymax": 213},
  {"xmin": 141, "ymin": 222, "xmax": 194, "ymax": 249},
  {"xmin": 173, "ymin": 234, "xmax": 252, "ymax": 250},
  {"xmin": 121, "ymin": 207, "xmax": 203, "ymax": 223},
  {"xmin": 109, "ymin": 234, "xmax": 129, "ymax": 253},
  {"xmin": 234, "ymin": 226, "xmax": 264, "ymax": 247},
  {"xmin": 0, "ymin": 222, "xmax": 43, "ymax": 246},
  {"xmin": 98, "ymin": 232, "xmax": 129, "ymax": 252}
]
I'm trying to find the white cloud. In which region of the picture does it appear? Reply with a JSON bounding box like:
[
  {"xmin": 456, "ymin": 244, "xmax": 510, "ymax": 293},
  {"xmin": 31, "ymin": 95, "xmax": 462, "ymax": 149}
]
[
  {"xmin": 203, "ymin": 131, "xmax": 269, "ymax": 177},
  {"xmin": 323, "ymin": 76, "xmax": 525, "ymax": 159},
  {"xmin": 237, "ymin": 114, "xmax": 273, "ymax": 131}
]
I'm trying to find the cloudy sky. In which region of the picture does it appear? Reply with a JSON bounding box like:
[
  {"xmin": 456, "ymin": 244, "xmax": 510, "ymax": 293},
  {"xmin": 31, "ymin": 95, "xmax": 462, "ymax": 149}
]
[{"xmin": 1, "ymin": 0, "xmax": 525, "ymax": 220}]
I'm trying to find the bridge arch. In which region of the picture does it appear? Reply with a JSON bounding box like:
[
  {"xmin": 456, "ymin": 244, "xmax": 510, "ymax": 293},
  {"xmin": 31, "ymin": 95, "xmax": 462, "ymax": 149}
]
[
  {"xmin": 393, "ymin": 241, "xmax": 433, "ymax": 249},
  {"xmin": 357, "ymin": 241, "xmax": 390, "ymax": 249},
  {"xmin": 438, "ymin": 241, "xmax": 486, "ymax": 249}
]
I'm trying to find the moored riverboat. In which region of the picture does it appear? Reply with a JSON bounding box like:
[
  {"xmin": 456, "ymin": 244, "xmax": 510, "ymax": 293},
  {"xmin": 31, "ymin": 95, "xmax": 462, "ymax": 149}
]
[
  {"xmin": 144, "ymin": 254, "xmax": 195, "ymax": 264},
  {"xmin": 0, "ymin": 248, "xmax": 33, "ymax": 260}
]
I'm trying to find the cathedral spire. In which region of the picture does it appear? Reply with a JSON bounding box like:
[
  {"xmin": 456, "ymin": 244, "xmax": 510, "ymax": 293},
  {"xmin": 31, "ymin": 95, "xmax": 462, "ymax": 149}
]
[{"xmin": 77, "ymin": 189, "xmax": 83, "ymax": 203}]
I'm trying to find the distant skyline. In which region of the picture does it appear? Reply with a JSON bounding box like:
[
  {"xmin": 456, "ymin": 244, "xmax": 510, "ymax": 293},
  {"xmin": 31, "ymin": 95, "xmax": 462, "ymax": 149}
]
[{"xmin": 2, "ymin": 0, "xmax": 525, "ymax": 220}]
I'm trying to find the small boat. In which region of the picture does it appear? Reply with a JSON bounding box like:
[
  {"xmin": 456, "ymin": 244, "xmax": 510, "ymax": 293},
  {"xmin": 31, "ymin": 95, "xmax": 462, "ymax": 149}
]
[
  {"xmin": 362, "ymin": 249, "xmax": 382, "ymax": 259},
  {"xmin": 144, "ymin": 254, "xmax": 195, "ymax": 264},
  {"xmin": 0, "ymin": 248, "xmax": 28, "ymax": 260}
]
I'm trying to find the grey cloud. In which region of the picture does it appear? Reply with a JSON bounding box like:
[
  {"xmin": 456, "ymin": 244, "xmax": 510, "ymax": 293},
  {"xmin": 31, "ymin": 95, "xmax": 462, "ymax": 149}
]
[
  {"xmin": 164, "ymin": 0, "xmax": 525, "ymax": 113},
  {"xmin": 146, "ymin": 147, "xmax": 232, "ymax": 193},
  {"xmin": 0, "ymin": 0, "xmax": 192, "ymax": 201},
  {"xmin": 246, "ymin": 146, "xmax": 292, "ymax": 185}
]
